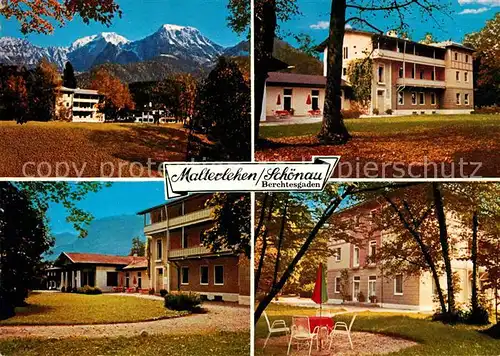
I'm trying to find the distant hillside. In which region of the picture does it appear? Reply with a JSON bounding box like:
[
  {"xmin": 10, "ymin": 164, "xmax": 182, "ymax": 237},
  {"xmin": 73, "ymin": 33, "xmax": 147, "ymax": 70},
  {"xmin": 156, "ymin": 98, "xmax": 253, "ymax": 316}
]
[
  {"xmin": 273, "ymin": 39, "xmax": 323, "ymax": 75},
  {"xmin": 47, "ymin": 215, "xmax": 145, "ymax": 260}
]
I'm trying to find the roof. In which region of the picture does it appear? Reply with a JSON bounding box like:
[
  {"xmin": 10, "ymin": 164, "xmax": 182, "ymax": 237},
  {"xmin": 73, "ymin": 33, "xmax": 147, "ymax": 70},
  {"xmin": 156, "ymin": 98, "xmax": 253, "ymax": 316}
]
[
  {"xmin": 122, "ymin": 257, "xmax": 148, "ymax": 270},
  {"xmin": 60, "ymin": 252, "xmax": 136, "ymax": 266},
  {"xmin": 60, "ymin": 86, "xmax": 101, "ymax": 95},
  {"xmin": 315, "ymin": 28, "xmax": 472, "ymax": 53},
  {"xmin": 266, "ymin": 72, "xmax": 349, "ymax": 88}
]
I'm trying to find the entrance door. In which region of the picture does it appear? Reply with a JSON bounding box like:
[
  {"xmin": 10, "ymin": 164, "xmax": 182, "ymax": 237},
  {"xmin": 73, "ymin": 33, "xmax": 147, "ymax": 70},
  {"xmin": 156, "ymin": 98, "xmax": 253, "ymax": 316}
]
[
  {"xmin": 311, "ymin": 90, "xmax": 320, "ymax": 110},
  {"xmin": 368, "ymin": 276, "xmax": 377, "ymax": 299},
  {"xmin": 377, "ymin": 90, "xmax": 385, "ymax": 113},
  {"xmin": 156, "ymin": 268, "xmax": 163, "ymax": 291},
  {"xmin": 353, "ymin": 276, "xmax": 360, "ymax": 301},
  {"xmin": 283, "ymin": 89, "xmax": 292, "ymax": 111},
  {"xmin": 125, "ymin": 272, "xmax": 130, "ymax": 288}
]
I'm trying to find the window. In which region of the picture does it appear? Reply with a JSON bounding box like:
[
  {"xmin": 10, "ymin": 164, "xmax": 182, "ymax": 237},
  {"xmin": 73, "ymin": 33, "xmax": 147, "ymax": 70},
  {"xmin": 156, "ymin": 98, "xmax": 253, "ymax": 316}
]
[
  {"xmin": 353, "ymin": 246, "xmax": 360, "ymax": 267},
  {"xmin": 394, "ymin": 275, "xmax": 404, "ymax": 295},
  {"xmin": 411, "ymin": 67, "xmax": 415, "ymax": 79},
  {"xmin": 106, "ymin": 272, "xmax": 118, "ymax": 287},
  {"xmin": 411, "ymin": 92, "xmax": 417, "ymax": 105},
  {"xmin": 419, "ymin": 92, "xmax": 425, "ymax": 105},
  {"xmin": 200, "ymin": 266, "xmax": 209, "ymax": 285},
  {"xmin": 398, "ymin": 92, "xmax": 404, "ymax": 105},
  {"xmin": 334, "ymin": 247, "xmax": 342, "ymax": 261},
  {"xmin": 431, "ymin": 70, "xmax": 435, "ymax": 81},
  {"xmin": 214, "ymin": 266, "xmax": 224, "ymax": 285},
  {"xmin": 181, "ymin": 266, "xmax": 189, "ymax": 285},
  {"xmin": 368, "ymin": 276, "xmax": 377, "ymax": 298},
  {"xmin": 369, "ymin": 241, "xmax": 377, "ymax": 257},
  {"xmin": 138, "ymin": 271, "xmax": 142, "ymax": 288},
  {"xmin": 398, "ymin": 66, "xmax": 403, "ymax": 79},
  {"xmin": 125, "ymin": 272, "xmax": 130, "ymax": 288},
  {"xmin": 455, "ymin": 52, "xmax": 458, "ymax": 61},
  {"xmin": 464, "ymin": 93, "xmax": 470, "ymax": 105},
  {"xmin": 431, "ymin": 92, "xmax": 436, "ymax": 105},
  {"xmin": 156, "ymin": 239, "xmax": 162, "ymax": 260},
  {"xmin": 466, "ymin": 54, "xmax": 469, "ymax": 63},
  {"xmin": 464, "ymin": 72, "xmax": 468, "ymax": 82},
  {"xmin": 456, "ymin": 93, "xmax": 461, "ymax": 105},
  {"xmin": 353, "ymin": 276, "xmax": 361, "ymax": 301},
  {"xmin": 378, "ymin": 65, "xmax": 385, "ymax": 83},
  {"xmin": 456, "ymin": 71, "xmax": 460, "ymax": 81},
  {"xmin": 420, "ymin": 69, "xmax": 425, "ymax": 80},
  {"xmin": 182, "ymin": 230, "xmax": 188, "ymax": 248},
  {"xmin": 335, "ymin": 277, "xmax": 341, "ymax": 293},
  {"xmin": 343, "ymin": 46, "xmax": 349, "ymax": 59}
]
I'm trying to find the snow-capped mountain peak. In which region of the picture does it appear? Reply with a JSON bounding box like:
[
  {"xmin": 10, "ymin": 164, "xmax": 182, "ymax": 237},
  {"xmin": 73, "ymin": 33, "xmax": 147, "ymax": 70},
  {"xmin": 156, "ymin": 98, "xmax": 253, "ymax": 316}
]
[{"xmin": 69, "ymin": 32, "xmax": 129, "ymax": 51}]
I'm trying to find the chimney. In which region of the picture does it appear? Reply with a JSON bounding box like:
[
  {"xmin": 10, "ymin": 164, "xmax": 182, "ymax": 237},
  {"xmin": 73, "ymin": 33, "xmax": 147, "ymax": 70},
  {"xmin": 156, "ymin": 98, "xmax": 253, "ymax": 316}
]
[{"xmin": 386, "ymin": 30, "xmax": 398, "ymax": 38}]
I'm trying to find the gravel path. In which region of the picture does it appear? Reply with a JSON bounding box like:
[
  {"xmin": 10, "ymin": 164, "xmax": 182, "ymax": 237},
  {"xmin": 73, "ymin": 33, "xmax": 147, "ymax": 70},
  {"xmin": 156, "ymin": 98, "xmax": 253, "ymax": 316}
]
[
  {"xmin": 0, "ymin": 303, "xmax": 249, "ymax": 339},
  {"xmin": 257, "ymin": 332, "xmax": 418, "ymax": 355}
]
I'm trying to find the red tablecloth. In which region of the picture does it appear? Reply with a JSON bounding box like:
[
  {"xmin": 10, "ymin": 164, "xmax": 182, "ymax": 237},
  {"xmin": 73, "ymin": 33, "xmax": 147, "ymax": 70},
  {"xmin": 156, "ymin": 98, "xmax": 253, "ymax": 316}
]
[{"xmin": 308, "ymin": 316, "xmax": 334, "ymax": 332}]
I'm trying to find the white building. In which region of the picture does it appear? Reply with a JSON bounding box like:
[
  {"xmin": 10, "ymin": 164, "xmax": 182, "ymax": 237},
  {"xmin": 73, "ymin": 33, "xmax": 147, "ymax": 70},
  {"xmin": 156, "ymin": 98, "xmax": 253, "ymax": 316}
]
[{"xmin": 57, "ymin": 87, "xmax": 105, "ymax": 122}]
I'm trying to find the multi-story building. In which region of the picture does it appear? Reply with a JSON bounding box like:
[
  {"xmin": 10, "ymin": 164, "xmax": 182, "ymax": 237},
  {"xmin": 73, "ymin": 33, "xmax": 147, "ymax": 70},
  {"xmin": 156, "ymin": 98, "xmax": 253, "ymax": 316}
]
[
  {"xmin": 137, "ymin": 194, "xmax": 251, "ymax": 305},
  {"xmin": 318, "ymin": 29, "xmax": 475, "ymax": 116},
  {"xmin": 56, "ymin": 86, "xmax": 105, "ymax": 122},
  {"xmin": 327, "ymin": 199, "xmax": 490, "ymax": 311},
  {"xmin": 263, "ymin": 28, "xmax": 475, "ymax": 120}
]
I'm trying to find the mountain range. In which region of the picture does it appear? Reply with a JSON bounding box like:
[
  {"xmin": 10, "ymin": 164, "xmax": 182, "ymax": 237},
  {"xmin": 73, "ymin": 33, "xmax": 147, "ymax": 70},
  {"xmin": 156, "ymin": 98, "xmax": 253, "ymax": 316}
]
[
  {"xmin": 0, "ymin": 24, "xmax": 248, "ymax": 74},
  {"xmin": 46, "ymin": 214, "xmax": 145, "ymax": 260}
]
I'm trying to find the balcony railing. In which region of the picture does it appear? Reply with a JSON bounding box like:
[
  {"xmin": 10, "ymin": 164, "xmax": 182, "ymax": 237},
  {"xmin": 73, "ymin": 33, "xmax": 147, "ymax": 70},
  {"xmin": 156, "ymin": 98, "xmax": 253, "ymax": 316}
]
[
  {"xmin": 373, "ymin": 49, "xmax": 446, "ymax": 67},
  {"xmin": 396, "ymin": 78, "xmax": 446, "ymax": 89},
  {"xmin": 144, "ymin": 208, "xmax": 212, "ymax": 235},
  {"xmin": 168, "ymin": 245, "xmax": 232, "ymax": 259},
  {"xmin": 73, "ymin": 98, "xmax": 99, "ymax": 103}
]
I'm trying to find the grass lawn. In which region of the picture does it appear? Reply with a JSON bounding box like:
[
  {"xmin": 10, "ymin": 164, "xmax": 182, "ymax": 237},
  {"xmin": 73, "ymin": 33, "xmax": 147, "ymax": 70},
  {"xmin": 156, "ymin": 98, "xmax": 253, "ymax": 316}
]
[
  {"xmin": 255, "ymin": 304, "xmax": 500, "ymax": 355},
  {"xmin": 0, "ymin": 121, "xmax": 189, "ymax": 177},
  {"xmin": 0, "ymin": 292, "xmax": 178, "ymax": 325},
  {"xmin": 257, "ymin": 114, "xmax": 500, "ymax": 177},
  {"xmin": 0, "ymin": 331, "xmax": 249, "ymax": 356}
]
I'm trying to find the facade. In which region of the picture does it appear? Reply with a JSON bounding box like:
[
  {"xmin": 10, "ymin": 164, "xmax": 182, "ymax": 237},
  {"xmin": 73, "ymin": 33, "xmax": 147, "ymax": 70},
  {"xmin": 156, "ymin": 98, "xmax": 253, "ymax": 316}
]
[
  {"xmin": 56, "ymin": 87, "xmax": 105, "ymax": 122},
  {"xmin": 262, "ymin": 72, "xmax": 352, "ymax": 120},
  {"xmin": 54, "ymin": 252, "xmax": 148, "ymax": 292},
  {"xmin": 327, "ymin": 199, "xmax": 490, "ymax": 311},
  {"xmin": 317, "ymin": 29, "xmax": 475, "ymax": 115},
  {"xmin": 138, "ymin": 194, "xmax": 251, "ymax": 305}
]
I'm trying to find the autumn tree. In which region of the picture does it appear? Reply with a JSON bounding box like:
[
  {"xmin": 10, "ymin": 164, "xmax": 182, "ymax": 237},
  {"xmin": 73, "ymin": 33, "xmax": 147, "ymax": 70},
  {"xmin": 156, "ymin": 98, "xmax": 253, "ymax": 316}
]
[
  {"xmin": 2, "ymin": 74, "xmax": 29, "ymax": 122},
  {"xmin": 1, "ymin": 0, "xmax": 121, "ymax": 34},
  {"xmin": 63, "ymin": 62, "xmax": 77, "ymax": 89},
  {"xmin": 90, "ymin": 68, "xmax": 135, "ymax": 120},
  {"xmin": 464, "ymin": 13, "xmax": 500, "ymax": 108},
  {"xmin": 27, "ymin": 59, "xmax": 62, "ymax": 122}
]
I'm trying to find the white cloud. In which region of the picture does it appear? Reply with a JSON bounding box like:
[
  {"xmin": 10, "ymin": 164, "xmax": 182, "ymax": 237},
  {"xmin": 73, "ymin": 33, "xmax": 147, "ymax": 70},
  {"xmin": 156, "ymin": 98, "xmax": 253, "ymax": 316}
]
[
  {"xmin": 458, "ymin": 0, "xmax": 500, "ymax": 5},
  {"xmin": 458, "ymin": 7, "xmax": 490, "ymax": 13},
  {"xmin": 310, "ymin": 21, "xmax": 329, "ymax": 30}
]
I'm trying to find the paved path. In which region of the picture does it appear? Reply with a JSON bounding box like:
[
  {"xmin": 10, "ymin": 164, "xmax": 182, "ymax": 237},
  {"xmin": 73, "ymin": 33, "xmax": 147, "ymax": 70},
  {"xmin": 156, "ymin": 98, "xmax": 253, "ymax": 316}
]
[{"xmin": 0, "ymin": 303, "xmax": 249, "ymax": 339}]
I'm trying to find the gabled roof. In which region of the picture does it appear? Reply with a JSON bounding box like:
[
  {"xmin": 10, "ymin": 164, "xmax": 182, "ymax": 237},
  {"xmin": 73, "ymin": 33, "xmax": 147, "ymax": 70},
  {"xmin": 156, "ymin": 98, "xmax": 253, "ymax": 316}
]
[
  {"xmin": 266, "ymin": 72, "xmax": 349, "ymax": 88},
  {"xmin": 122, "ymin": 257, "xmax": 148, "ymax": 270},
  {"xmin": 56, "ymin": 252, "xmax": 140, "ymax": 267}
]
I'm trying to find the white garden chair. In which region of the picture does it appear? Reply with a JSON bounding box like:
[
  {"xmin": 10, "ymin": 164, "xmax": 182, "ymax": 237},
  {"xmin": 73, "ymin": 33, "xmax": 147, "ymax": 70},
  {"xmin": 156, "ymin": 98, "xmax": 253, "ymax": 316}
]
[
  {"xmin": 263, "ymin": 311, "xmax": 290, "ymax": 349},
  {"xmin": 287, "ymin": 316, "xmax": 320, "ymax": 356},
  {"xmin": 328, "ymin": 314, "xmax": 356, "ymax": 350}
]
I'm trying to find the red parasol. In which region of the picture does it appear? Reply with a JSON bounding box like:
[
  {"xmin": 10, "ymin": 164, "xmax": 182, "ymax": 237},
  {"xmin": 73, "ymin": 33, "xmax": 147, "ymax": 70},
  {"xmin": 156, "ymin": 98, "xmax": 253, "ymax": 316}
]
[
  {"xmin": 133, "ymin": 276, "xmax": 137, "ymax": 285},
  {"xmin": 276, "ymin": 94, "xmax": 281, "ymax": 105},
  {"xmin": 306, "ymin": 94, "xmax": 312, "ymax": 105},
  {"xmin": 311, "ymin": 263, "xmax": 328, "ymax": 316}
]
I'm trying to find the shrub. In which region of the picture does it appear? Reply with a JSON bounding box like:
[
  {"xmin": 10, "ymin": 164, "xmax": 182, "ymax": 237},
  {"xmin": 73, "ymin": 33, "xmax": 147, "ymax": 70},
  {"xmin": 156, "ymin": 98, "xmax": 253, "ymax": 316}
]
[
  {"xmin": 298, "ymin": 283, "xmax": 315, "ymax": 298},
  {"xmin": 76, "ymin": 285, "xmax": 102, "ymax": 295},
  {"xmin": 164, "ymin": 292, "xmax": 202, "ymax": 312},
  {"xmin": 464, "ymin": 305, "xmax": 490, "ymax": 325},
  {"xmin": 369, "ymin": 295, "xmax": 377, "ymax": 303},
  {"xmin": 385, "ymin": 109, "xmax": 393, "ymax": 115},
  {"xmin": 148, "ymin": 288, "xmax": 155, "ymax": 295},
  {"xmin": 472, "ymin": 106, "xmax": 500, "ymax": 115},
  {"xmin": 60, "ymin": 286, "xmax": 66, "ymax": 293},
  {"xmin": 372, "ymin": 108, "xmax": 380, "ymax": 115},
  {"xmin": 159, "ymin": 289, "xmax": 168, "ymax": 297},
  {"xmin": 357, "ymin": 291, "xmax": 366, "ymax": 303},
  {"xmin": 341, "ymin": 109, "xmax": 362, "ymax": 119}
]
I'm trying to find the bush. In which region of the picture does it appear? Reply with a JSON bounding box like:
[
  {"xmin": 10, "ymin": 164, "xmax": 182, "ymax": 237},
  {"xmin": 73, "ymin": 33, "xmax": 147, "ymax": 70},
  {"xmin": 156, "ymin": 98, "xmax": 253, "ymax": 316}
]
[
  {"xmin": 341, "ymin": 109, "xmax": 362, "ymax": 119},
  {"xmin": 60, "ymin": 286, "xmax": 66, "ymax": 293},
  {"xmin": 385, "ymin": 109, "xmax": 393, "ymax": 115},
  {"xmin": 164, "ymin": 292, "xmax": 202, "ymax": 312},
  {"xmin": 148, "ymin": 288, "xmax": 155, "ymax": 295},
  {"xmin": 432, "ymin": 311, "xmax": 463, "ymax": 324},
  {"xmin": 369, "ymin": 295, "xmax": 377, "ymax": 303},
  {"xmin": 464, "ymin": 305, "xmax": 490, "ymax": 325},
  {"xmin": 481, "ymin": 323, "xmax": 500, "ymax": 339},
  {"xmin": 357, "ymin": 291, "xmax": 366, "ymax": 303},
  {"xmin": 298, "ymin": 283, "xmax": 315, "ymax": 298},
  {"xmin": 472, "ymin": 106, "xmax": 500, "ymax": 115},
  {"xmin": 159, "ymin": 289, "xmax": 168, "ymax": 297},
  {"xmin": 372, "ymin": 108, "xmax": 380, "ymax": 115},
  {"xmin": 76, "ymin": 285, "xmax": 102, "ymax": 295}
]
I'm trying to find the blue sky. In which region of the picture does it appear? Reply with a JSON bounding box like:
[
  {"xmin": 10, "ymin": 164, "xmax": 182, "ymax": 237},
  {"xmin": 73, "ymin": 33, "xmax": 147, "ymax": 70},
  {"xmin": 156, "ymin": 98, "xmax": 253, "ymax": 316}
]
[
  {"xmin": 0, "ymin": 0, "xmax": 242, "ymax": 47},
  {"xmin": 282, "ymin": 0, "xmax": 498, "ymax": 47},
  {"xmin": 48, "ymin": 181, "xmax": 166, "ymax": 234}
]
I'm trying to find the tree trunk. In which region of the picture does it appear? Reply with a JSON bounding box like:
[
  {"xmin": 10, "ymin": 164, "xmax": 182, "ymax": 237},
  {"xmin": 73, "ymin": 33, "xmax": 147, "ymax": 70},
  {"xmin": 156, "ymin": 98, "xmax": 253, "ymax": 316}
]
[
  {"xmin": 471, "ymin": 211, "xmax": 479, "ymax": 312},
  {"xmin": 254, "ymin": 0, "xmax": 277, "ymax": 141},
  {"xmin": 255, "ymin": 188, "xmax": 354, "ymax": 324},
  {"xmin": 318, "ymin": 0, "xmax": 351, "ymax": 144},
  {"xmin": 272, "ymin": 200, "xmax": 288, "ymax": 287},
  {"xmin": 254, "ymin": 193, "xmax": 269, "ymax": 243},
  {"xmin": 254, "ymin": 194, "xmax": 275, "ymax": 295},
  {"xmin": 432, "ymin": 182, "xmax": 455, "ymax": 314}
]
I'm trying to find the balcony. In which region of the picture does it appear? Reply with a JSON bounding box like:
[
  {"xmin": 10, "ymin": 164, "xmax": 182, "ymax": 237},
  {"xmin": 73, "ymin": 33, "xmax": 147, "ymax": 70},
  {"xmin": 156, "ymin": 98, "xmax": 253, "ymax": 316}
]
[
  {"xmin": 73, "ymin": 98, "xmax": 99, "ymax": 103},
  {"xmin": 396, "ymin": 78, "xmax": 446, "ymax": 89},
  {"xmin": 373, "ymin": 49, "xmax": 445, "ymax": 67},
  {"xmin": 73, "ymin": 107, "xmax": 97, "ymax": 112},
  {"xmin": 144, "ymin": 208, "xmax": 212, "ymax": 235},
  {"xmin": 168, "ymin": 245, "xmax": 232, "ymax": 259}
]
